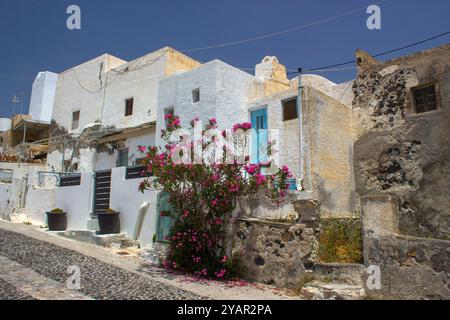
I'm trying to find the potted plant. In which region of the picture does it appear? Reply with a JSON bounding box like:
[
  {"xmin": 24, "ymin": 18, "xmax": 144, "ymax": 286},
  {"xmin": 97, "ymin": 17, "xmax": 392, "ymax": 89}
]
[
  {"xmin": 46, "ymin": 208, "xmax": 67, "ymax": 231},
  {"xmin": 97, "ymin": 208, "xmax": 120, "ymax": 234}
]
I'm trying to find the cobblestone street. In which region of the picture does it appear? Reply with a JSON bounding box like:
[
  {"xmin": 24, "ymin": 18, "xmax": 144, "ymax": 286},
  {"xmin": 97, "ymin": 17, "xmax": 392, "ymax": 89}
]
[
  {"xmin": 0, "ymin": 222, "xmax": 291, "ymax": 300},
  {"xmin": 0, "ymin": 227, "xmax": 204, "ymax": 300}
]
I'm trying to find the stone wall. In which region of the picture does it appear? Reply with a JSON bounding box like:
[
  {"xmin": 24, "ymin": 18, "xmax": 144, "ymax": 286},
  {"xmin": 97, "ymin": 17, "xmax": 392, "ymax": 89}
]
[
  {"xmin": 229, "ymin": 194, "xmax": 320, "ymax": 289},
  {"xmin": 353, "ymin": 44, "xmax": 450, "ymax": 240},
  {"xmin": 362, "ymin": 194, "xmax": 450, "ymax": 299},
  {"xmin": 231, "ymin": 218, "xmax": 318, "ymax": 289}
]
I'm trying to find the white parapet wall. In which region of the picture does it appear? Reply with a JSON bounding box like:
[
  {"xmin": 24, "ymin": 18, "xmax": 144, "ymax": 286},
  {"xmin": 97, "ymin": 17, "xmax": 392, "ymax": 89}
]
[
  {"xmin": 24, "ymin": 187, "xmax": 56, "ymax": 226},
  {"xmin": 0, "ymin": 162, "xmax": 49, "ymax": 222},
  {"xmin": 55, "ymin": 172, "xmax": 93, "ymax": 230},
  {"xmin": 110, "ymin": 167, "xmax": 160, "ymax": 247}
]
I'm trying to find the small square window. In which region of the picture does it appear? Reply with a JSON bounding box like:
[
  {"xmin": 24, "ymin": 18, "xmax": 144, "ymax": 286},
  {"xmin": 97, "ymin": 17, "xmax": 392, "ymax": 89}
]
[
  {"xmin": 72, "ymin": 111, "xmax": 80, "ymax": 130},
  {"xmin": 192, "ymin": 88, "xmax": 200, "ymax": 103},
  {"xmin": 125, "ymin": 98, "xmax": 134, "ymax": 116},
  {"xmin": 413, "ymin": 84, "xmax": 437, "ymax": 114},
  {"xmin": 282, "ymin": 98, "xmax": 298, "ymax": 121},
  {"xmin": 117, "ymin": 148, "xmax": 129, "ymax": 167}
]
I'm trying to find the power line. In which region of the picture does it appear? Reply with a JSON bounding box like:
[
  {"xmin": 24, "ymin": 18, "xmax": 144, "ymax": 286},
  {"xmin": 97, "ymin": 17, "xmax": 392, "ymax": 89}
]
[
  {"xmin": 306, "ymin": 30, "xmax": 450, "ymax": 71},
  {"xmin": 181, "ymin": 0, "xmax": 389, "ymax": 52}
]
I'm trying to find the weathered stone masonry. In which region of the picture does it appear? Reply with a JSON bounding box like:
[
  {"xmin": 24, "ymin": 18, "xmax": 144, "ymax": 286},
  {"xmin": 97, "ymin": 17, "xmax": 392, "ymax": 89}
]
[{"xmin": 354, "ymin": 44, "xmax": 450, "ymax": 299}]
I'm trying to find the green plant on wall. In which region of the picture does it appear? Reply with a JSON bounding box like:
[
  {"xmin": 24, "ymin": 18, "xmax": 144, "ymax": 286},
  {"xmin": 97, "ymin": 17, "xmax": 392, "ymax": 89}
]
[{"xmin": 318, "ymin": 218, "xmax": 363, "ymax": 263}]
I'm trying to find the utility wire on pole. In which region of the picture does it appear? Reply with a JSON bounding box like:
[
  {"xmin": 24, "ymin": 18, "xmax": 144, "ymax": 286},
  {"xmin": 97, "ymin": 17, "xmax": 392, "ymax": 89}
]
[{"xmin": 296, "ymin": 68, "xmax": 303, "ymax": 191}]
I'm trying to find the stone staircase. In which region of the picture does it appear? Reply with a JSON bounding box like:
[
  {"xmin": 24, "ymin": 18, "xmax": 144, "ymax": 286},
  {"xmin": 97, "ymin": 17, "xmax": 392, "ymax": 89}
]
[{"xmin": 301, "ymin": 263, "xmax": 367, "ymax": 300}]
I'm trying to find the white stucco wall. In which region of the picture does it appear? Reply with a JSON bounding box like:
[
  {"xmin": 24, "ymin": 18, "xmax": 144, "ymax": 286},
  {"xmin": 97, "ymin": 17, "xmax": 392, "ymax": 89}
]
[
  {"xmin": 0, "ymin": 183, "xmax": 12, "ymax": 219},
  {"xmin": 109, "ymin": 167, "xmax": 160, "ymax": 247},
  {"xmin": 0, "ymin": 163, "xmax": 49, "ymax": 220},
  {"xmin": 29, "ymin": 71, "xmax": 58, "ymax": 122},
  {"xmin": 156, "ymin": 60, "xmax": 256, "ymax": 146},
  {"xmin": 124, "ymin": 131, "xmax": 155, "ymax": 165},
  {"xmin": 101, "ymin": 49, "xmax": 168, "ymax": 128},
  {"xmin": 94, "ymin": 131, "xmax": 155, "ymax": 171},
  {"xmin": 55, "ymin": 172, "xmax": 93, "ymax": 230},
  {"xmin": 24, "ymin": 187, "xmax": 56, "ymax": 225},
  {"xmin": 52, "ymin": 54, "xmax": 126, "ymax": 133}
]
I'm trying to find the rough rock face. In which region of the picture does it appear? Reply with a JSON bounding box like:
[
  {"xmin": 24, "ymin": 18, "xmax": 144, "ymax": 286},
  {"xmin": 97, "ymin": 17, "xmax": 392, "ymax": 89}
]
[
  {"xmin": 364, "ymin": 235, "xmax": 450, "ymax": 300},
  {"xmin": 232, "ymin": 219, "xmax": 318, "ymax": 289},
  {"xmin": 353, "ymin": 45, "xmax": 450, "ymax": 240}
]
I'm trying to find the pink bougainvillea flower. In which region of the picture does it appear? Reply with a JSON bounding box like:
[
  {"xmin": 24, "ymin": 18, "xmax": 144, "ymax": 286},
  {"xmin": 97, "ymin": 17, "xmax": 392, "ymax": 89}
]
[
  {"xmin": 232, "ymin": 122, "xmax": 252, "ymax": 132},
  {"xmin": 137, "ymin": 145, "xmax": 147, "ymax": 153},
  {"xmin": 255, "ymin": 173, "xmax": 266, "ymax": 185},
  {"xmin": 215, "ymin": 269, "xmax": 227, "ymax": 278},
  {"xmin": 244, "ymin": 163, "xmax": 259, "ymax": 175},
  {"xmin": 221, "ymin": 255, "xmax": 228, "ymax": 263}
]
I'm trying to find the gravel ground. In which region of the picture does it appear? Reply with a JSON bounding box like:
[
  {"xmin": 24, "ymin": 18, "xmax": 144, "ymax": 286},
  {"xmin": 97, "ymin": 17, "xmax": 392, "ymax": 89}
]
[
  {"xmin": 0, "ymin": 228, "xmax": 205, "ymax": 300},
  {"xmin": 0, "ymin": 278, "xmax": 36, "ymax": 300}
]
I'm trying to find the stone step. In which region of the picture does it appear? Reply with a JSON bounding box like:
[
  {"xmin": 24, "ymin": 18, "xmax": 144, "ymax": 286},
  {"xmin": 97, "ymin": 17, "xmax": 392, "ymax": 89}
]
[
  {"xmin": 139, "ymin": 242, "xmax": 168, "ymax": 266},
  {"xmin": 313, "ymin": 263, "xmax": 366, "ymax": 286},
  {"xmin": 53, "ymin": 230, "xmax": 138, "ymax": 249},
  {"xmin": 301, "ymin": 281, "xmax": 366, "ymax": 300}
]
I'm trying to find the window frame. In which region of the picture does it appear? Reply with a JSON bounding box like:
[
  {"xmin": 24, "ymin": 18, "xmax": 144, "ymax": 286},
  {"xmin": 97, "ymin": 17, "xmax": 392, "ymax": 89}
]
[
  {"xmin": 125, "ymin": 98, "xmax": 134, "ymax": 117},
  {"xmin": 164, "ymin": 106, "xmax": 175, "ymax": 128},
  {"xmin": 192, "ymin": 88, "xmax": 200, "ymax": 104},
  {"xmin": 282, "ymin": 97, "xmax": 298, "ymax": 122},
  {"xmin": 71, "ymin": 110, "xmax": 80, "ymax": 131},
  {"xmin": 411, "ymin": 82, "xmax": 439, "ymax": 114},
  {"xmin": 116, "ymin": 148, "xmax": 129, "ymax": 167}
]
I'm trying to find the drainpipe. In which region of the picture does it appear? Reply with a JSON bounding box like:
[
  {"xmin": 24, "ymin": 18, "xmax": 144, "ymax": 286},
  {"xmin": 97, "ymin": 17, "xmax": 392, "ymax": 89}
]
[
  {"xmin": 296, "ymin": 68, "xmax": 303, "ymax": 190},
  {"xmin": 60, "ymin": 141, "xmax": 65, "ymax": 173}
]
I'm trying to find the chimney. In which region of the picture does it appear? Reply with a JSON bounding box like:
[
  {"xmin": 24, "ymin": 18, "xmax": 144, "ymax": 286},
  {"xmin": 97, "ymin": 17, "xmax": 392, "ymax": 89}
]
[{"xmin": 255, "ymin": 56, "xmax": 289, "ymax": 84}]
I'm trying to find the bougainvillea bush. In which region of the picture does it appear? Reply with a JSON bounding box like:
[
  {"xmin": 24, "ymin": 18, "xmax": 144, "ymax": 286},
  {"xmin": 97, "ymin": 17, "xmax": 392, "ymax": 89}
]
[{"xmin": 139, "ymin": 114, "xmax": 292, "ymax": 279}]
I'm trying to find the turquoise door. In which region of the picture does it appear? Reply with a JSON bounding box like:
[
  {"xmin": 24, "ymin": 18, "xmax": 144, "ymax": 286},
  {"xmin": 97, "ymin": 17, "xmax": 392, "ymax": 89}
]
[
  {"xmin": 156, "ymin": 192, "xmax": 175, "ymax": 242},
  {"xmin": 250, "ymin": 108, "xmax": 268, "ymax": 164}
]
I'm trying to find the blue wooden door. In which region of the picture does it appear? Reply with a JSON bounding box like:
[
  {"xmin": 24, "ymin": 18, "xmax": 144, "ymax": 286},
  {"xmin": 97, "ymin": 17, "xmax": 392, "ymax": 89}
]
[
  {"xmin": 156, "ymin": 192, "xmax": 174, "ymax": 242},
  {"xmin": 250, "ymin": 108, "xmax": 268, "ymax": 164}
]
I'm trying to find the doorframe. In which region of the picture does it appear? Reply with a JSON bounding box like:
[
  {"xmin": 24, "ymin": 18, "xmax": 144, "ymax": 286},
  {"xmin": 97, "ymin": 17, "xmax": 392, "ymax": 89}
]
[{"xmin": 249, "ymin": 107, "xmax": 269, "ymax": 164}]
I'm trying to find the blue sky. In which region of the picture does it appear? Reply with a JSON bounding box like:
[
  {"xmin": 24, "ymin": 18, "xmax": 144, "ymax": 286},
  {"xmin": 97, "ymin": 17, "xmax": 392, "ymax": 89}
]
[{"xmin": 0, "ymin": 0, "xmax": 449, "ymax": 118}]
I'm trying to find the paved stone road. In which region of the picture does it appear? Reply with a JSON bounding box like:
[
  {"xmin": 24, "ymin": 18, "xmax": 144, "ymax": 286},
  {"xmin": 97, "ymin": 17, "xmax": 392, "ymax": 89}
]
[
  {"xmin": 0, "ymin": 278, "xmax": 36, "ymax": 300},
  {"xmin": 0, "ymin": 228, "xmax": 205, "ymax": 300}
]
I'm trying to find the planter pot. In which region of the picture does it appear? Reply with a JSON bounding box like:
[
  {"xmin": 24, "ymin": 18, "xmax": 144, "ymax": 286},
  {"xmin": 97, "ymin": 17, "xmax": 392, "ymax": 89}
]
[
  {"xmin": 46, "ymin": 212, "xmax": 67, "ymax": 231},
  {"xmin": 97, "ymin": 212, "xmax": 120, "ymax": 234}
]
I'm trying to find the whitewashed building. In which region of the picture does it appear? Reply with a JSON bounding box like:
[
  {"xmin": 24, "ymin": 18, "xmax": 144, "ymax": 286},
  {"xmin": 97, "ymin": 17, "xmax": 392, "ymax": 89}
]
[
  {"xmin": 3, "ymin": 46, "xmax": 357, "ymax": 247},
  {"xmin": 156, "ymin": 56, "xmax": 357, "ymax": 217},
  {"xmin": 29, "ymin": 71, "xmax": 58, "ymax": 123}
]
